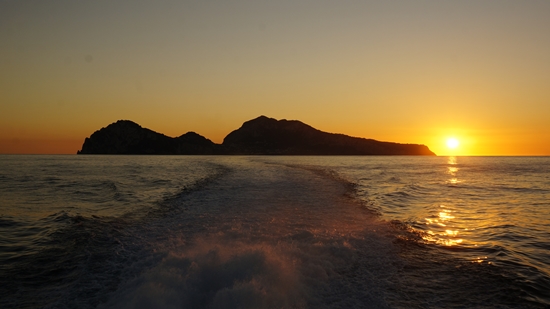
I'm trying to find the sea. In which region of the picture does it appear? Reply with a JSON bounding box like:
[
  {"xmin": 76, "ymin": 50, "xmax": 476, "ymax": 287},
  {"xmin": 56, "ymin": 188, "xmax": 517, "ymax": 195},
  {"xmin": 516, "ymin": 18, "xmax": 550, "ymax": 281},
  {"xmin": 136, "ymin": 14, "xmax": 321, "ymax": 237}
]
[{"xmin": 0, "ymin": 155, "xmax": 549, "ymax": 309}]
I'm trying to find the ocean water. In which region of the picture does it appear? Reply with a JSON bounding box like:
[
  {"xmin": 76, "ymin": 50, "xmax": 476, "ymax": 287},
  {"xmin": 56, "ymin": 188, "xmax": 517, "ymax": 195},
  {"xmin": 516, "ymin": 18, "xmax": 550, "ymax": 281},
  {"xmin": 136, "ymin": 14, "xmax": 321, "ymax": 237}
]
[{"xmin": 0, "ymin": 155, "xmax": 549, "ymax": 308}]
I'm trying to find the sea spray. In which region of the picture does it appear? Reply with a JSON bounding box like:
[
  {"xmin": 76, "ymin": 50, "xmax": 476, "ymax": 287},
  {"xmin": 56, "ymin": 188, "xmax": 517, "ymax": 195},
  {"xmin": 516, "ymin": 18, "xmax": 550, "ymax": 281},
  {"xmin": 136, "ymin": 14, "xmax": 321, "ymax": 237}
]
[
  {"xmin": 1, "ymin": 155, "xmax": 549, "ymax": 308},
  {"xmin": 100, "ymin": 158, "xmax": 398, "ymax": 308}
]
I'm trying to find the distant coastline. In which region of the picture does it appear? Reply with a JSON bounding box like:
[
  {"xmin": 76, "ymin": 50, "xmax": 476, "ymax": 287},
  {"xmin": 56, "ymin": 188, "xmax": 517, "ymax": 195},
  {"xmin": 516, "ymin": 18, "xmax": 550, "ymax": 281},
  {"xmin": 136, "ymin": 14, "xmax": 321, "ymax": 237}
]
[{"xmin": 77, "ymin": 116, "xmax": 436, "ymax": 156}]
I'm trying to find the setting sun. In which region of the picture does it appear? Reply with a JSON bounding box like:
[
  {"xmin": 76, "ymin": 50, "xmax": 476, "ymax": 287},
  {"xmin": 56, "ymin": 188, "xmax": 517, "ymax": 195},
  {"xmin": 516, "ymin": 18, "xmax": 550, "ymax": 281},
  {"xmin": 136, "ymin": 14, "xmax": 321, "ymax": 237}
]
[{"xmin": 446, "ymin": 138, "xmax": 460, "ymax": 149}]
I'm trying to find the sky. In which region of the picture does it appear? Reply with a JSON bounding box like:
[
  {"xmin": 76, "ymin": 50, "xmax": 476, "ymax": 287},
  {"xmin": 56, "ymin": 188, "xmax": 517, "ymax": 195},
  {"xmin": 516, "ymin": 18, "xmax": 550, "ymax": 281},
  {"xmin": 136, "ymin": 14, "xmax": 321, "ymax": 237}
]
[{"xmin": 1, "ymin": 0, "xmax": 549, "ymax": 155}]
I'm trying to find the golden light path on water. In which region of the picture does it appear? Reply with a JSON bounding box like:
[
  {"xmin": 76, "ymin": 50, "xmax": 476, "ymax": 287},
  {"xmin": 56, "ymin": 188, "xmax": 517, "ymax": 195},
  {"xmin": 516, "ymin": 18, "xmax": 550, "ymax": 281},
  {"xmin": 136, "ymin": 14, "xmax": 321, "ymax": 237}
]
[{"xmin": 421, "ymin": 156, "xmax": 490, "ymax": 264}]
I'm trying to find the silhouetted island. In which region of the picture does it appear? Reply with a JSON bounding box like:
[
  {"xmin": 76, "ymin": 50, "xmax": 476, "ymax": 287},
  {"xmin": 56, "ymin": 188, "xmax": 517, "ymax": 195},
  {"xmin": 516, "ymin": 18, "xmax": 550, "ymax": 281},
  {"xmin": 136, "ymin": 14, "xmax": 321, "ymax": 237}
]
[{"xmin": 77, "ymin": 116, "xmax": 436, "ymax": 155}]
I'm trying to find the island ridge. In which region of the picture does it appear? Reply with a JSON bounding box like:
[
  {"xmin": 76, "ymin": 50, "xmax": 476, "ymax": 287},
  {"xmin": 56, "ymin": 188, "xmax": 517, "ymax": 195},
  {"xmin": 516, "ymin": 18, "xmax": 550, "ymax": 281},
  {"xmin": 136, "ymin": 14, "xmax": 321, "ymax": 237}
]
[{"xmin": 78, "ymin": 116, "xmax": 435, "ymax": 155}]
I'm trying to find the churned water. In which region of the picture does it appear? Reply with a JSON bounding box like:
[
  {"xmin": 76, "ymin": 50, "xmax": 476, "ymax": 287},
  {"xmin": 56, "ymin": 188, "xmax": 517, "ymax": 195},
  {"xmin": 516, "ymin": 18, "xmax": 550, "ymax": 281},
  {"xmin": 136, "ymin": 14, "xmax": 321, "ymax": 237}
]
[{"xmin": 1, "ymin": 155, "xmax": 549, "ymax": 308}]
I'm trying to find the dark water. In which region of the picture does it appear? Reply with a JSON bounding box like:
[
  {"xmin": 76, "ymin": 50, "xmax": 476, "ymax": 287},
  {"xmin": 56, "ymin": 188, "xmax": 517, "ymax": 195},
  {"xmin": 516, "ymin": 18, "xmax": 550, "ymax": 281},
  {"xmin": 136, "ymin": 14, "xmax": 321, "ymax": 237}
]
[{"xmin": 0, "ymin": 155, "xmax": 549, "ymax": 308}]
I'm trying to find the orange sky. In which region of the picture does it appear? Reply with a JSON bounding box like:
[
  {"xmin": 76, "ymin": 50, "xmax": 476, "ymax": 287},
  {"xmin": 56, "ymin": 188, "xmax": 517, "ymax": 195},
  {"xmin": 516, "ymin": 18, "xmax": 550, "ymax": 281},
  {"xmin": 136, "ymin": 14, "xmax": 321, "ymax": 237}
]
[{"xmin": 1, "ymin": 1, "xmax": 549, "ymax": 155}]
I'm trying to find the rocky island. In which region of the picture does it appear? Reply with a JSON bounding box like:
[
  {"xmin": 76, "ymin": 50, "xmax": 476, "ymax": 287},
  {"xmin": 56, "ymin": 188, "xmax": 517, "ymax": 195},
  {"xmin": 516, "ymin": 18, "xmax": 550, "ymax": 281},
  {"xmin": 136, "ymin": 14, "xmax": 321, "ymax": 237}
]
[{"xmin": 77, "ymin": 116, "xmax": 435, "ymax": 155}]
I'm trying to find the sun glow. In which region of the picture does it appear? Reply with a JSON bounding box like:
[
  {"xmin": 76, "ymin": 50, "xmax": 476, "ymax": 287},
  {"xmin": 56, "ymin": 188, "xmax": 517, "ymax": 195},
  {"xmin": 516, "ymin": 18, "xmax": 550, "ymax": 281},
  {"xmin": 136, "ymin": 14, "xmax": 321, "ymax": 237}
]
[{"xmin": 446, "ymin": 138, "xmax": 460, "ymax": 149}]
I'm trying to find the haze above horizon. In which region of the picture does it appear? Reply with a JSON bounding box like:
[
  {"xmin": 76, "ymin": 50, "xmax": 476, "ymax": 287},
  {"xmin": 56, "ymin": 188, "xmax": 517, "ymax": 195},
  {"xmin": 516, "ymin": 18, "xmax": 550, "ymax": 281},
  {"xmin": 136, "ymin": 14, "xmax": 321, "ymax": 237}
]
[{"xmin": 1, "ymin": 0, "xmax": 549, "ymax": 156}]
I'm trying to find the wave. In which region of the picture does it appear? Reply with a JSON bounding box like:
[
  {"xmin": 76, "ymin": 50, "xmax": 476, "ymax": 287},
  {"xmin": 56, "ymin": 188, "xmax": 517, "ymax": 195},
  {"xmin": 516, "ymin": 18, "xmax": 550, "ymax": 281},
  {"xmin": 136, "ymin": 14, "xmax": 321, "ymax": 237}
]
[
  {"xmin": 0, "ymin": 212, "xmax": 130, "ymax": 308},
  {"xmin": 146, "ymin": 157, "xmax": 549, "ymax": 308},
  {"xmin": 0, "ymin": 161, "xmax": 232, "ymax": 309},
  {"xmin": 96, "ymin": 160, "xmax": 401, "ymax": 309},
  {"xmin": 271, "ymin": 159, "xmax": 550, "ymax": 308},
  {"xmin": 2, "ymin": 156, "xmax": 549, "ymax": 308}
]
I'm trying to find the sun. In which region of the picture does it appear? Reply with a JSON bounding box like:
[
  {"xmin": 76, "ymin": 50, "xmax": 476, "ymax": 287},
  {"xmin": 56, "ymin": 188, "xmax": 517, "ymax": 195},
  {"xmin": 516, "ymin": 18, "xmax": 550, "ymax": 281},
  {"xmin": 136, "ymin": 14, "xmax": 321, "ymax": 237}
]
[{"xmin": 446, "ymin": 138, "xmax": 460, "ymax": 149}]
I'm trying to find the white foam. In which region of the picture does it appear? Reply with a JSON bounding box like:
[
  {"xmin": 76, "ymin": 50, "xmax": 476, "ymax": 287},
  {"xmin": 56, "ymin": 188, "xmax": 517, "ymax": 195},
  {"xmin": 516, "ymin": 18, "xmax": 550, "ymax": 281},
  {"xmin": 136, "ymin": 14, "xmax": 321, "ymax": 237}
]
[{"xmin": 101, "ymin": 158, "xmax": 398, "ymax": 308}]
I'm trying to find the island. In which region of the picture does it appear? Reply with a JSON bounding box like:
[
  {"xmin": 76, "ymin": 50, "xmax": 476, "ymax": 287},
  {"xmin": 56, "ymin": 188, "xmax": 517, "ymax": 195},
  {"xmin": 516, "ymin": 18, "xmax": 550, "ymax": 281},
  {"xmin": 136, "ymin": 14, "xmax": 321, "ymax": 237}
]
[{"xmin": 77, "ymin": 116, "xmax": 435, "ymax": 155}]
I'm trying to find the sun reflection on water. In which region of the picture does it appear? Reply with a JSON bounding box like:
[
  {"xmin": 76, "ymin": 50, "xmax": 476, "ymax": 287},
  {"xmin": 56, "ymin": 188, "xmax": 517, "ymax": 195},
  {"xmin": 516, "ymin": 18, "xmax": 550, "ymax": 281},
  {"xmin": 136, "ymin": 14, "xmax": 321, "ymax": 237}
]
[
  {"xmin": 448, "ymin": 156, "xmax": 457, "ymax": 165},
  {"xmin": 421, "ymin": 156, "xmax": 466, "ymax": 247},
  {"xmin": 447, "ymin": 156, "xmax": 460, "ymax": 185},
  {"xmin": 422, "ymin": 205, "xmax": 465, "ymax": 246},
  {"xmin": 415, "ymin": 157, "xmax": 497, "ymax": 265}
]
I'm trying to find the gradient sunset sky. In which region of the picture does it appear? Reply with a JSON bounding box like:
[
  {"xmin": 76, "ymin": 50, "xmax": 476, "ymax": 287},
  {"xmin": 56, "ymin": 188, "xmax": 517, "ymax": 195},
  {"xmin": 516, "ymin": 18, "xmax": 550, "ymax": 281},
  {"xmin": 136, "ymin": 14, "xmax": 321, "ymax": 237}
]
[{"xmin": 1, "ymin": 0, "xmax": 549, "ymax": 155}]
